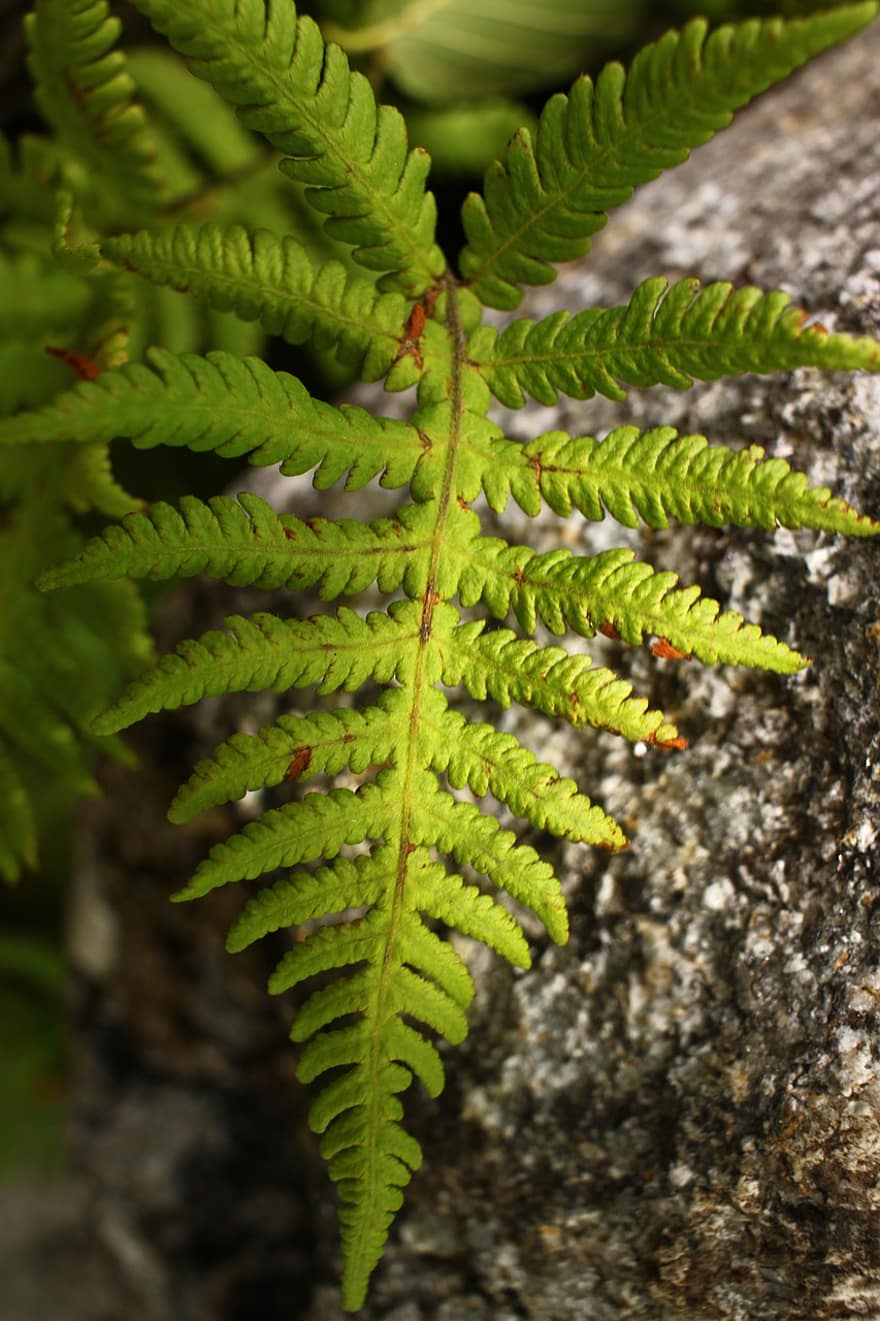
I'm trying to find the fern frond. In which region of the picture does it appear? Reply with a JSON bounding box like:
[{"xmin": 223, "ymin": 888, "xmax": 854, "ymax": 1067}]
[
  {"xmin": 25, "ymin": 0, "xmax": 165, "ymax": 216},
  {"xmin": 516, "ymin": 426, "xmax": 880, "ymax": 533},
  {"xmin": 98, "ymin": 225, "xmax": 409, "ymax": 379},
  {"xmin": 59, "ymin": 441, "xmax": 142, "ymax": 520},
  {"xmin": 91, "ymin": 602, "xmax": 424, "ymax": 735},
  {"xmin": 228, "ymin": 850, "xmax": 398, "ymax": 951},
  {"xmin": 19, "ymin": 3, "xmax": 879, "ymax": 1304},
  {"xmin": 253, "ymin": 833, "xmax": 562, "ymax": 1309},
  {"xmin": 460, "ymin": 540, "xmax": 806, "ymax": 671},
  {"xmin": 424, "ymin": 703, "xmax": 621, "ymax": 850},
  {"xmin": 0, "ymin": 350, "xmax": 425, "ymax": 489},
  {"xmin": 231, "ymin": 852, "xmax": 479, "ymax": 1035},
  {"xmin": 472, "ymin": 277, "xmax": 880, "ymax": 406},
  {"xmin": 170, "ymin": 693, "xmax": 407, "ymax": 824},
  {"xmin": 39, "ymin": 494, "xmax": 436, "ymax": 597},
  {"xmin": 412, "ymin": 793, "xmax": 569, "ymax": 944},
  {"xmin": 176, "ymin": 780, "xmax": 389, "ymax": 899},
  {"xmin": 439, "ymin": 618, "xmax": 681, "ymax": 747},
  {"xmin": 452, "ymin": 413, "xmax": 543, "ymax": 512},
  {"xmin": 410, "ymin": 855, "xmax": 533, "ymax": 968},
  {"xmin": 459, "ymin": 6, "xmax": 879, "ymax": 307},
  {"xmin": 127, "ymin": 0, "xmax": 444, "ymax": 293}
]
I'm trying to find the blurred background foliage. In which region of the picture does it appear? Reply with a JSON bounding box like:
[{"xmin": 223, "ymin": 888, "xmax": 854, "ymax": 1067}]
[{"xmin": 0, "ymin": 0, "xmax": 853, "ymax": 1180}]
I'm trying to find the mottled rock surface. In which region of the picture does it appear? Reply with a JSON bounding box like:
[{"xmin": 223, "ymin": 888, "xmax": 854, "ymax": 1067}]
[{"xmin": 58, "ymin": 22, "xmax": 880, "ymax": 1321}]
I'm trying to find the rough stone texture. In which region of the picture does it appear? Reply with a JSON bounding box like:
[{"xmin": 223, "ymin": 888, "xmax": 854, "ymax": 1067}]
[{"xmin": 59, "ymin": 22, "xmax": 880, "ymax": 1321}]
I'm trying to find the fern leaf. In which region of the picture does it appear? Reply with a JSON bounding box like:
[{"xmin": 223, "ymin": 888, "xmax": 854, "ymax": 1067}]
[
  {"xmin": 25, "ymin": 0, "xmax": 165, "ymax": 216},
  {"xmin": 425, "ymin": 703, "xmax": 621, "ymax": 850},
  {"xmin": 171, "ymin": 693, "xmax": 407, "ymax": 825},
  {"xmin": 440, "ymin": 617, "xmax": 681, "ymax": 748},
  {"xmin": 98, "ymin": 225, "xmax": 410, "ymax": 379},
  {"xmin": 256, "ymin": 830, "xmax": 563, "ymax": 1309},
  {"xmin": 228, "ymin": 851, "xmax": 395, "ymax": 951},
  {"xmin": 0, "ymin": 660, "xmax": 94, "ymax": 788},
  {"xmin": 228, "ymin": 837, "xmax": 549, "ymax": 1311},
  {"xmin": 0, "ymin": 350, "xmax": 425, "ymax": 488},
  {"xmin": 472, "ymin": 277, "xmax": 880, "ymax": 406},
  {"xmin": 231, "ymin": 851, "xmax": 477, "ymax": 1030},
  {"xmin": 459, "ymin": 6, "xmax": 879, "ymax": 307},
  {"xmin": 176, "ymin": 780, "xmax": 389, "ymax": 899},
  {"xmin": 413, "ymin": 793, "xmax": 570, "ymax": 946},
  {"xmin": 520, "ymin": 425, "xmax": 880, "ymax": 533},
  {"xmin": 91, "ymin": 602, "xmax": 423, "ymax": 735},
  {"xmin": 39, "ymin": 494, "xmax": 436, "ymax": 597},
  {"xmin": 452, "ymin": 412, "xmax": 544, "ymax": 512},
  {"xmin": 409, "ymin": 857, "xmax": 532, "ymax": 968},
  {"xmin": 60, "ymin": 442, "xmax": 143, "ymax": 520},
  {"xmin": 126, "ymin": 0, "xmax": 444, "ymax": 293},
  {"xmin": 320, "ymin": 1075, "xmax": 422, "ymax": 1313},
  {"xmin": 462, "ymin": 540, "xmax": 806, "ymax": 670}
]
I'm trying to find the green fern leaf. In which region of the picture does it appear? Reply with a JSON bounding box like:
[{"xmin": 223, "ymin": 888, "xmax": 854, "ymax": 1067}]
[
  {"xmin": 99, "ymin": 225, "xmax": 409, "ymax": 379},
  {"xmin": 25, "ymin": 0, "xmax": 166, "ymax": 217},
  {"xmin": 467, "ymin": 543, "xmax": 805, "ymax": 670},
  {"xmin": 126, "ymin": 0, "xmax": 444, "ymax": 293},
  {"xmin": 169, "ymin": 695, "xmax": 406, "ymax": 824},
  {"xmin": 424, "ymin": 702, "xmax": 621, "ymax": 850},
  {"xmin": 228, "ymin": 851, "xmax": 397, "ymax": 952},
  {"xmin": 248, "ymin": 832, "xmax": 563, "ymax": 1310},
  {"xmin": 39, "ymin": 494, "xmax": 436, "ymax": 597},
  {"xmin": 518, "ymin": 425, "xmax": 880, "ymax": 533},
  {"xmin": 411, "ymin": 792, "xmax": 567, "ymax": 947},
  {"xmin": 459, "ymin": 6, "xmax": 879, "ymax": 307},
  {"xmin": 0, "ymin": 350, "xmax": 424, "ymax": 487},
  {"xmin": 472, "ymin": 277, "xmax": 880, "ymax": 405},
  {"xmin": 20, "ymin": 4, "xmax": 880, "ymax": 1306},
  {"xmin": 91, "ymin": 602, "xmax": 424, "ymax": 735},
  {"xmin": 439, "ymin": 616, "xmax": 681, "ymax": 748},
  {"xmin": 176, "ymin": 780, "xmax": 390, "ymax": 899}
]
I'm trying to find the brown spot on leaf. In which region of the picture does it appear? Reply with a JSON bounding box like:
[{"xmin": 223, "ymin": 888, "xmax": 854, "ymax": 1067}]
[
  {"xmin": 284, "ymin": 748, "xmax": 312, "ymax": 782},
  {"xmin": 652, "ymin": 638, "xmax": 690, "ymax": 661},
  {"xmin": 45, "ymin": 345, "xmax": 100, "ymax": 380}
]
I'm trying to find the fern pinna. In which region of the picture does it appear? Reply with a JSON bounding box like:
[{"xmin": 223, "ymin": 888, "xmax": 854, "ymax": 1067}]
[{"xmin": 4, "ymin": 2, "xmax": 880, "ymax": 1309}]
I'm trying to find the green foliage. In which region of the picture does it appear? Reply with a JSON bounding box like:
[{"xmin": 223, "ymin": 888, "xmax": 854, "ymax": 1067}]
[
  {"xmin": 1, "ymin": 0, "xmax": 374, "ymax": 878},
  {"xmin": 124, "ymin": 0, "xmax": 445, "ymax": 293},
  {"xmin": 24, "ymin": 0, "xmax": 167, "ymax": 220},
  {"xmin": 458, "ymin": 4, "xmax": 878, "ymax": 308},
  {"xmin": 0, "ymin": 240, "xmax": 151, "ymax": 882},
  {"xmin": 472, "ymin": 275, "xmax": 880, "ymax": 405},
  {"xmin": 3, "ymin": 0, "xmax": 880, "ymax": 1309}
]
